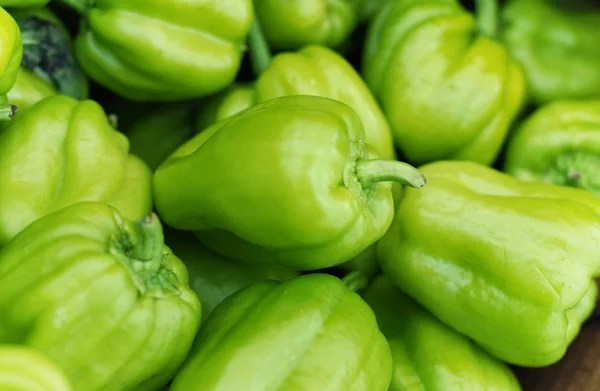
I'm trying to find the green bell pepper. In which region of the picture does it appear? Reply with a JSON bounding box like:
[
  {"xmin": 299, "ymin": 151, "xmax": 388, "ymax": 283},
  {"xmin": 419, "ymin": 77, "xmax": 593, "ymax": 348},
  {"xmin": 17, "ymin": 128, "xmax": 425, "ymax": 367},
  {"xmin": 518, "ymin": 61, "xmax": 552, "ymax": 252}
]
[
  {"xmin": 501, "ymin": 0, "xmax": 600, "ymax": 104},
  {"xmin": 8, "ymin": 6, "xmax": 88, "ymax": 110},
  {"xmin": 59, "ymin": 0, "xmax": 253, "ymax": 102},
  {"xmin": 127, "ymin": 102, "xmax": 199, "ymax": 171},
  {"xmin": 0, "ymin": 6, "xmax": 21, "ymax": 121},
  {"xmin": 378, "ymin": 160, "xmax": 600, "ymax": 367},
  {"xmin": 0, "ymin": 202, "xmax": 202, "ymax": 391},
  {"xmin": 0, "ymin": 346, "xmax": 72, "ymax": 391},
  {"xmin": 253, "ymin": 0, "xmax": 359, "ymax": 51},
  {"xmin": 364, "ymin": 275, "xmax": 523, "ymax": 390},
  {"xmin": 504, "ymin": 100, "xmax": 600, "ymax": 195},
  {"xmin": 154, "ymin": 95, "xmax": 426, "ymax": 271},
  {"xmin": 0, "ymin": 95, "xmax": 153, "ymax": 245},
  {"xmin": 166, "ymin": 230, "xmax": 299, "ymax": 322},
  {"xmin": 170, "ymin": 273, "xmax": 392, "ymax": 391},
  {"xmin": 362, "ymin": 0, "xmax": 526, "ymax": 166}
]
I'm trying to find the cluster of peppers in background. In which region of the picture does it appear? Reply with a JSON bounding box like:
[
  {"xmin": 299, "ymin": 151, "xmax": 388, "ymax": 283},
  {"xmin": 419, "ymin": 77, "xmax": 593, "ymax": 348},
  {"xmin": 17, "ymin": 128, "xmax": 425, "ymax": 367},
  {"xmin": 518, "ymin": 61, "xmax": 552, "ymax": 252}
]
[{"xmin": 0, "ymin": 0, "xmax": 599, "ymax": 390}]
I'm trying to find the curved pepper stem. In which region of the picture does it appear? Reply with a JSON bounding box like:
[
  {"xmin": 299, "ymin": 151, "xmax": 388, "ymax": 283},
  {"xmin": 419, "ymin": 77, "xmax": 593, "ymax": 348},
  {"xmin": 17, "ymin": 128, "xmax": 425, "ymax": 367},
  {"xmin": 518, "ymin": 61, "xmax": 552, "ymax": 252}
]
[
  {"xmin": 248, "ymin": 17, "xmax": 273, "ymax": 77},
  {"xmin": 341, "ymin": 271, "xmax": 370, "ymax": 293},
  {"xmin": 0, "ymin": 96, "xmax": 17, "ymax": 121},
  {"xmin": 475, "ymin": 0, "xmax": 499, "ymax": 38},
  {"xmin": 356, "ymin": 159, "xmax": 427, "ymax": 189}
]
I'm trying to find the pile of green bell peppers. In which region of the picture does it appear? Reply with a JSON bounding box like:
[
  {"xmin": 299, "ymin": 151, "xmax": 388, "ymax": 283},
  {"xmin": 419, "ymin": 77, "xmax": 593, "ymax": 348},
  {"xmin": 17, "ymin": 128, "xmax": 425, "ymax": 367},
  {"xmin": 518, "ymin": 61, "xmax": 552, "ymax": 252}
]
[{"xmin": 0, "ymin": 0, "xmax": 599, "ymax": 389}]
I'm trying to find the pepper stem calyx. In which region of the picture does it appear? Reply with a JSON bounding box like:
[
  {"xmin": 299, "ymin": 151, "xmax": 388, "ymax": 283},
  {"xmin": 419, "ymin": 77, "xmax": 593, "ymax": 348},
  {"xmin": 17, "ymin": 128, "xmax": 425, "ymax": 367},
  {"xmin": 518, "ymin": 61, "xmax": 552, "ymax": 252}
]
[{"xmin": 356, "ymin": 159, "xmax": 427, "ymax": 189}]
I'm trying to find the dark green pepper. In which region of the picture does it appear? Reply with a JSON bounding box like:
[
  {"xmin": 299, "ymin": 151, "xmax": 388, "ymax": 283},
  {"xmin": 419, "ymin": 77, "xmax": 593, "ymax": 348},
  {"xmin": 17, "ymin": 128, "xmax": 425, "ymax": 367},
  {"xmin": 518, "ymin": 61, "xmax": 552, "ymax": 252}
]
[
  {"xmin": 0, "ymin": 202, "xmax": 202, "ymax": 390},
  {"xmin": 60, "ymin": 0, "xmax": 253, "ymax": 101},
  {"xmin": 504, "ymin": 100, "xmax": 600, "ymax": 195},
  {"xmin": 364, "ymin": 275, "xmax": 523, "ymax": 390},
  {"xmin": 170, "ymin": 273, "xmax": 393, "ymax": 391},
  {"xmin": 154, "ymin": 95, "xmax": 426, "ymax": 271},
  {"xmin": 362, "ymin": 0, "xmax": 526, "ymax": 166},
  {"xmin": 0, "ymin": 95, "xmax": 153, "ymax": 245},
  {"xmin": 378, "ymin": 160, "xmax": 600, "ymax": 367},
  {"xmin": 501, "ymin": 0, "xmax": 600, "ymax": 104},
  {"xmin": 166, "ymin": 230, "xmax": 299, "ymax": 322},
  {"xmin": 9, "ymin": 6, "xmax": 88, "ymax": 110}
]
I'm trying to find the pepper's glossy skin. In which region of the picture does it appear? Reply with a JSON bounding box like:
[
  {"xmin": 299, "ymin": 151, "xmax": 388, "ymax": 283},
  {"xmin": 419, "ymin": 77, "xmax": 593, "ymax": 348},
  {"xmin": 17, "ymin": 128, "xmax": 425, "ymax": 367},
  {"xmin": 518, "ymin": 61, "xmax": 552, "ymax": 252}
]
[
  {"xmin": 363, "ymin": 0, "xmax": 525, "ymax": 166},
  {"xmin": 504, "ymin": 101, "xmax": 600, "ymax": 196},
  {"xmin": 501, "ymin": 0, "xmax": 600, "ymax": 104},
  {"xmin": 154, "ymin": 95, "xmax": 425, "ymax": 270},
  {"xmin": 195, "ymin": 84, "xmax": 255, "ymax": 132},
  {"xmin": 0, "ymin": 7, "xmax": 22, "ymax": 113},
  {"xmin": 0, "ymin": 95, "xmax": 153, "ymax": 245},
  {"xmin": 127, "ymin": 103, "xmax": 198, "ymax": 171},
  {"xmin": 166, "ymin": 230, "xmax": 299, "ymax": 321},
  {"xmin": 0, "ymin": 346, "xmax": 73, "ymax": 391},
  {"xmin": 72, "ymin": 0, "xmax": 253, "ymax": 101},
  {"xmin": 364, "ymin": 276, "xmax": 523, "ymax": 390},
  {"xmin": 378, "ymin": 160, "xmax": 600, "ymax": 367},
  {"xmin": 6, "ymin": 68, "xmax": 56, "ymax": 112},
  {"xmin": 253, "ymin": 0, "xmax": 358, "ymax": 51},
  {"xmin": 170, "ymin": 273, "xmax": 392, "ymax": 391},
  {"xmin": 9, "ymin": 7, "xmax": 88, "ymax": 105},
  {"xmin": 0, "ymin": 203, "xmax": 202, "ymax": 391}
]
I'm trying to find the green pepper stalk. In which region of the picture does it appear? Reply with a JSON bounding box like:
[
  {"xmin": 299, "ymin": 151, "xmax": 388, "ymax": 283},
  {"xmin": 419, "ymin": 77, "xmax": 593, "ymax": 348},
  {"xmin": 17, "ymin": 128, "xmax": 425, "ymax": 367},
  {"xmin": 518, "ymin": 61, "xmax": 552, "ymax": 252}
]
[{"xmin": 476, "ymin": 0, "xmax": 499, "ymax": 38}]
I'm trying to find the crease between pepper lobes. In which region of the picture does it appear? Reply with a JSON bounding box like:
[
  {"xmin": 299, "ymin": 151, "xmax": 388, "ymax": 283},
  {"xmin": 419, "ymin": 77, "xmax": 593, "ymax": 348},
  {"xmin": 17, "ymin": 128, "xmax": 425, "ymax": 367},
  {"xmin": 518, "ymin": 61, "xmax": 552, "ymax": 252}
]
[{"xmin": 154, "ymin": 95, "xmax": 425, "ymax": 271}]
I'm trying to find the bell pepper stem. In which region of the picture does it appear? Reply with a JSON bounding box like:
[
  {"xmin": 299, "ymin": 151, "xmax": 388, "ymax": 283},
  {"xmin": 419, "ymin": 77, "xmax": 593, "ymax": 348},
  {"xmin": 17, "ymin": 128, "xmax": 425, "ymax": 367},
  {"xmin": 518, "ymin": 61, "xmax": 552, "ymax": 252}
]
[
  {"xmin": 475, "ymin": 0, "xmax": 499, "ymax": 38},
  {"xmin": 356, "ymin": 159, "xmax": 427, "ymax": 189},
  {"xmin": 133, "ymin": 213, "xmax": 165, "ymax": 265},
  {"xmin": 55, "ymin": 0, "xmax": 88, "ymax": 15},
  {"xmin": 248, "ymin": 17, "xmax": 272, "ymax": 77},
  {"xmin": 0, "ymin": 96, "xmax": 17, "ymax": 121},
  {"xmin": 341, "ymin": 271, "xmax": 370, "ymax": 293}
]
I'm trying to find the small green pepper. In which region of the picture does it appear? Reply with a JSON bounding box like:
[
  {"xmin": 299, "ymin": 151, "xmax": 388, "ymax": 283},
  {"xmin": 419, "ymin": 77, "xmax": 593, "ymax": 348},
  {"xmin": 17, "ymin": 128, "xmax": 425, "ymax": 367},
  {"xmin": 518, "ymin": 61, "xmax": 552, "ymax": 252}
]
[
  {"xmin": 0, "ymin": 202, "xmax": 202, "ymax": 391},
  {"xmin": 166, "ymin": 230, "xmax": 299, "ymax": 322},
  {"xmin": 60, "ymin": 0, "xmax": 253, "ymax": 101},
  {"xmin": 378, "ymin": 160, "xmax": 600, "ymax": 367},
  {"xmin": 501, "ymin": 0, "xmax": 600, "ymax": 104},
  {"xmin": 8, "ymin": 6, "xmax": 88, "ymax": 110},
  {"xmin": 362, "ymin": 0, "xmax": 526, "ymax": 166},
  {"xmin": 0, "ymin": 345, "xmax": 72, "ymax": 391},
  {"xmin": 170, "ymin": 273, "xmax": 392, "ymax": 391},
  {"xmin": 154, "ymin": 95, "xmax": 426, "ymax": 271},
  {"xmin": 0, "ymin": 6, "xmax": 22, "ymax": 121},
  {"xmin": 364, "ymin": 275, "xmax": 523, "ymax": 390},
  {"xmin": 0, "ymin": 95, "xmax": 153, "ymax": 245},
  {"xmin": 253, "ymin": 0, "xmax": 359, "ymax": 51},
  {"xmin": 504, "ymin": 100, "xmax": 600, "ymax": 195}
]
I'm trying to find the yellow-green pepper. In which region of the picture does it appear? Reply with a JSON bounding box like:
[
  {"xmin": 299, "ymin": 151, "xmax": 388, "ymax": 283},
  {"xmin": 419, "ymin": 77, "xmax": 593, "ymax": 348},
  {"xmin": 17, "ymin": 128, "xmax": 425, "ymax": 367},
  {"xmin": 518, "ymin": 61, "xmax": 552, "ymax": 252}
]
[
  {"xmin": 170, "ymin": 273, "xmax": 392, "ymax": 391},
  {"xmin": 504, "ymin": 100, "xmax": 600, "ymax": 195},
  {"xmin": 364, "ymin": 275, "xmax": 523, "ymax": 390},
  {"xmin": 61, "ymin": 0, "xmax": 253, "ymax": 101},
  {"xmin": 362, "ymin": 0, "xmax": 526, "ymax": 166},
  {"xmin": 0, "ymin": 6, "xmax": 22, "ymax": 121},
  {"xmin": 378, "ymin": 160, "xmax": 600, "ymax": 367},
  {"xmin": 0, "ymin": 95, "xmax": 153, "ymax": 245},
  {"xmin": 0, "ymin": 202, "xmax": 202, "ymax": 391},
  {"xmin": 0, "ymin": 346, "xmax": 72, "ymax": 391},
  {"xmin": 501, "ymin": 0, "xmax": 600, "ymax": 104},
  {"xmin": 154, "ymin": 95, "xmax": 425, "ymax": 271}
]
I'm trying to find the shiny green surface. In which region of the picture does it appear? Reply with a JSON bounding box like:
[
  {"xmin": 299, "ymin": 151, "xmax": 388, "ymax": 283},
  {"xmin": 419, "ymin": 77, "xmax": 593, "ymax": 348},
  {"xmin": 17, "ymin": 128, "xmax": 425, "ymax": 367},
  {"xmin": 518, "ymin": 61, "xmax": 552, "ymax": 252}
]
[
  {"xmin": 378, "ymin": 160, "xmax": 600, "ymax": 367},
  {"xmin": 0, "ymin": 95, "xmax": 153, "ymax": 245},
  {"xmin": 70, "ymin": 0, "xmax": 253, "ymax": 101},
  {"xmin": 154, "ymin": 95, "xmax": 425, "ymax": 270},
  {"xmin": 170, "ymin": 273, "xmax": 392, "ymax": 391},
  {"xmin": 363, "ymin": 0, "xmax": 525, "ymax": 166},
  {"xmin": 501, "ymin": 0, "xmax": 600, "ymax": 104},
  {"xmin": 254, "ymin": 0, "xmax": 358, "ymax": 50},
  {"xmin": 166, "ymin": 230, "xmax": 299, "ymax": 321},
  {"xmin": 505, "ymin": 101, "xmax": 600, "ymax": 195},
  {"xmin": 0, "ymin": 346, "xmax": 73, "ymax": 391},
  {"xmin": 0, "ymin": 203, "xmax": 202, "ymax": 391},
  {"xmin": 364, "ymin": 276, "xmax": 522, "ymax": 391}
]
